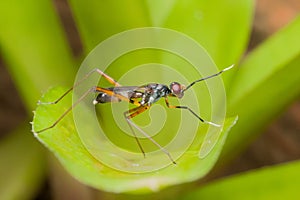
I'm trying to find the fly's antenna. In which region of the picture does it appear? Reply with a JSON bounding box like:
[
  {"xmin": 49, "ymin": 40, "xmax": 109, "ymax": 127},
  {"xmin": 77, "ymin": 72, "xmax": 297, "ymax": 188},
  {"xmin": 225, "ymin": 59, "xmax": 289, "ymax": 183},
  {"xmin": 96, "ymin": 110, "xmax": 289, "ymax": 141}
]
[{"xmin": 183, "ymin": 64, "xmax": 234, "ymax": 92}]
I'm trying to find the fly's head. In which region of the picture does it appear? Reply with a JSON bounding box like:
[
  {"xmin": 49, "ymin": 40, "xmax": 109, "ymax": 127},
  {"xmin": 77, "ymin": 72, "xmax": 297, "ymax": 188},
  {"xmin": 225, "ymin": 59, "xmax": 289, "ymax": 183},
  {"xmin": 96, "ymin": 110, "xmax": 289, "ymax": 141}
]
[{"xmin": 169, "ymin": 82, "xmax": 185, "ymax": 99}]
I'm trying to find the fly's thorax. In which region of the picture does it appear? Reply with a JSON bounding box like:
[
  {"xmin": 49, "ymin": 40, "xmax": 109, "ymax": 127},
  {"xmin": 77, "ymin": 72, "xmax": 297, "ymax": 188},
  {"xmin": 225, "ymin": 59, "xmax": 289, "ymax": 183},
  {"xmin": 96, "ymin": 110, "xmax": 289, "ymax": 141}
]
[{"xmin": 140, "ymin": 83, "xmax": 171, "ymax": 105}]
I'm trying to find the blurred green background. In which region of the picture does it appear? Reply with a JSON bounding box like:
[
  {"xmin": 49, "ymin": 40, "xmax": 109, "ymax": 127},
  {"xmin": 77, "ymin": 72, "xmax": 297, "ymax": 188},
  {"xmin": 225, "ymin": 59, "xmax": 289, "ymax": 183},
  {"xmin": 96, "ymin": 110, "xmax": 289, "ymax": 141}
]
[{"xmin": 0, "ymin": 0, "xmax": 300, "ymax": 199}]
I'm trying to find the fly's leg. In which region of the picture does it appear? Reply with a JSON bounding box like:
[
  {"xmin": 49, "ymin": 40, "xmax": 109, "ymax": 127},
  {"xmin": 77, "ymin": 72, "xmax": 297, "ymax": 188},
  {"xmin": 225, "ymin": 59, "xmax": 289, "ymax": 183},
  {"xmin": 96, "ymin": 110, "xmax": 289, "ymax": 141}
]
[
  {"xmin": 124, "ymin": 105, "xmax": 177, "ymax": 164},
  {"xmin": 36, "ymin": 69, "xmax": 121, "ymax": 133},
  {"xmin": 38, "ymin": 68, "xmax": 121, "ymax": 105},
  {"xmin": 164, "ymin": 97, "xmax": 220, "ymax": 127},
  {"xmin": 123, "ymin": 106, "xmax": 147, "ymax": 158},
  {"xmin": 35, "ymin": 86, "xmax": 99, "ymax": 133}
]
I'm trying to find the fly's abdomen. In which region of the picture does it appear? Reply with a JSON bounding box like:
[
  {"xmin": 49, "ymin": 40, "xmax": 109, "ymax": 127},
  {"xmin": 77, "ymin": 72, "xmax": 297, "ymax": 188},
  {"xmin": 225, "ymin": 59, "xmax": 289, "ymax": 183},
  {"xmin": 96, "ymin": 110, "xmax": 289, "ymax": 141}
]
[{"xmin": 93, "ymin": 93, "xmax": 121, "ymax": 104}]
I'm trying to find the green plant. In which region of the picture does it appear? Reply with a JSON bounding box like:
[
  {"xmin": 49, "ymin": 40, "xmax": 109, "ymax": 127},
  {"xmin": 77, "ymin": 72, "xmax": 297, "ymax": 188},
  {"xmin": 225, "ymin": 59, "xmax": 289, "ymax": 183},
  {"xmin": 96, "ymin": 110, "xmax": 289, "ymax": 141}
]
[{"xmin": 1, "ymin": 0, "xmax": 300, "ymax": 199}]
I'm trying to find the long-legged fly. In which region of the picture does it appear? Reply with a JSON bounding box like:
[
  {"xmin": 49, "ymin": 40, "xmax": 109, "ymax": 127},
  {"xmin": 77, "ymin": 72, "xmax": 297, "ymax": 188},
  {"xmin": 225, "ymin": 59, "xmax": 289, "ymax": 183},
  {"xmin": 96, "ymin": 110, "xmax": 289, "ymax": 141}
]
[{"xmin": 35, "ymin": 65, "xmax": 234, "ymax": 164}]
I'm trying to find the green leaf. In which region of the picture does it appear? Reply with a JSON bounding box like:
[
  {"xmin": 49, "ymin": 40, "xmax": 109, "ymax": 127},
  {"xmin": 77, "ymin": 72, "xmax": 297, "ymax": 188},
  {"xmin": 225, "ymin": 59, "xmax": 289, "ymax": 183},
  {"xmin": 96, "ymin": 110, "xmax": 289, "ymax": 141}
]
[
  {"xmin": 0, "ymin": 1, "xmax": 78, "ymax": 198},
  {"xmin": 68, "ymin": 0, "xmax": 149, "ymax": 52},
  {"xmin": 0, "ymin": 125, "xmax": 46, "ymax": 200},
  {"xmin": 224, "ymin": 16, "xmax": 300, "ymax": 159},
  {"xmin": 229, "ymin": 16, "xmax": 300, "ymax": 105},
  {"xmin": 160, "ymin": 0, "xmax": 254, "ymax": 68},
  {"xmin": 69, "ymin": 0, "xmax": 254, "ymax": 70},
  {"xmin": 183, "ymin": 160, "xmax": 300, "ymax": 200},
  {"xmin": 0, "ymin": 0, "xmax": 75, "ymax": 110},
  {"xmin": 32, "ymin": 87, "xmax": 237, "ymax": 193}
]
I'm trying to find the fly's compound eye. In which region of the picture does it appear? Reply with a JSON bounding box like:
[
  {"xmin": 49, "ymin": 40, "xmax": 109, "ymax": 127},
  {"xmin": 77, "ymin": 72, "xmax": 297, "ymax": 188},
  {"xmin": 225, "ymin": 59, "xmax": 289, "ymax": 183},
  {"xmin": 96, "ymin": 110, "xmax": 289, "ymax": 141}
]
[{"xmin": 170, "ymin": 82, "xmax": 184, "ymax": 98}]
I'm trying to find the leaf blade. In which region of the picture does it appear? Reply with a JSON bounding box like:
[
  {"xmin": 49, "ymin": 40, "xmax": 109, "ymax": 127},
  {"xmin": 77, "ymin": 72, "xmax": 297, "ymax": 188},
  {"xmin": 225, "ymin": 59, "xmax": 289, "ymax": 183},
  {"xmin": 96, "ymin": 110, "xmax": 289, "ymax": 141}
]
[
  {"xmin": 183, "ymin": 161, "xmax": 300, "ymax": 200},
  {"xmin": 223, "ymin": 16, "xmax": 300, "ymax": 159},
  {"xmin": 0, "ymin": 125, "xmax": 46, "ymax": 200},
  {"xmin": 33, "ymin": 87, "xmax": 237, "ymax": 193},
  {"xmin": 0, "ymin": 0, "xmax": 75, "ymax": 110}
]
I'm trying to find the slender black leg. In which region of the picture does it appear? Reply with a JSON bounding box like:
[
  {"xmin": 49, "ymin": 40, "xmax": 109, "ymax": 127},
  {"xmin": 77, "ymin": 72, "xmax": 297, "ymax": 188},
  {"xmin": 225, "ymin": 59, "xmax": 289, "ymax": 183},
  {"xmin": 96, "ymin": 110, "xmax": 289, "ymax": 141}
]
[
  {"xmin": 35, "ymin": 86, "xmax": 98, "ymax": 133},
  {"xmin": 123, "ymin": 106, "xmax": 148, "ymax": 158},
  {"xmin": 164, "ymin": 97, "xmax": 220, "ymax": 127},
  {"xmin": 36, "ymin": 69, "xmax": 122, "ymax": 133},
  {"xmin": 124, "ymin": 105, "xmax": 177, "ymax": 164}
]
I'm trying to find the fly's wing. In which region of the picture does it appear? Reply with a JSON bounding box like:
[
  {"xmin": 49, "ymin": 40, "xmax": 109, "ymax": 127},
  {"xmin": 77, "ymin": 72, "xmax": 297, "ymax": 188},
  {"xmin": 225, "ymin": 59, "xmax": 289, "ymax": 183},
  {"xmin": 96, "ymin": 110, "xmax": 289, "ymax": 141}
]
[
  {"xmin": 95, "ymin": 85, "xmax": 148, "ymax": 104},
  {"xmin": 107, "ymin": 86, "xmax": 147, "ymax": 99}
]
